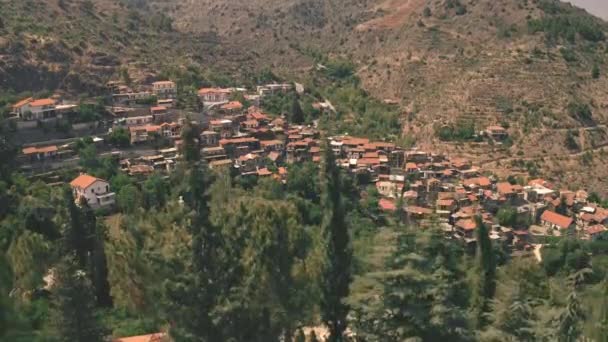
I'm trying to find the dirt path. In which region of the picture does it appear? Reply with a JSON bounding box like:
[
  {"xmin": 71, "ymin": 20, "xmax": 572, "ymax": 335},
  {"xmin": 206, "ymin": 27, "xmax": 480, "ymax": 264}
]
[
  {"xmin": 533, "ymin": 244, "xmax": 543, "ymax": 263},
  {"xmin": 356, "ymin": 0, "xmax": 425, "ymax": 31}
]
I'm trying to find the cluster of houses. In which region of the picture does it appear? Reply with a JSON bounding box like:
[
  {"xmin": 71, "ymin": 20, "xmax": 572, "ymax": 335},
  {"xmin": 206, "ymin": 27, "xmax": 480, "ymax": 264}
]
[
  {"xmin": 12, "ymin": 78, "xmax": 605, "ymax": 246},
  {"xmin": 371, "ymin": 151, "xmax": 607, "ymax": 246}
]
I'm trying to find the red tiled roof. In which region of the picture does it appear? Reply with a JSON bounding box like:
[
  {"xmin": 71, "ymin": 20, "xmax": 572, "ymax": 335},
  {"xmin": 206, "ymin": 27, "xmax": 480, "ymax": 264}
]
[
  {"xmin": 496, "ymin": 182, "xmax": 514, "ymax": 195},
  {"xmin": 221, "ymin": 101, "xmax": 243, "ymax": 110},
  {"xmin": 405, "ymin": 162, "xmax": 418, "ymax": 171},
  {"xmin": 198, "ymin": 87, "xmax": 231, "ymax": 95},
  {"xmin": 405, "ymin": 206, "xmax": 433, "ymax": 215},
  {"xmin": 257, "ymin": 168, "xmax": 272, "ymax": 176},
  {"xmin": 541, "ymin": 210, "xmax": 573, "ymax": 229},
  {"xmin": 219, "ymin": 137, "xmax": 258, "ymax": 145},
  {"xmin": 342, "ymin": 137, "xmax": 369, "ymax": 146},
  {"xmin": 150, "ymin": 106, "xmax": 167, "ymax": 112},
  {"xmin": 437, "ymin": 199, "xmax": 455, "ymax": 206},
  {"xmin": 586, "ymin": 225, "xmax": 607, "ymax": 236},
  {"xmin": 113, "ymin": 332, "xmax": 167, "ymax": 342},
  {"xmin": 260, "ymin": 140, "xmax": 283, "ymax": 147},
  {"xmin": 13, "ymin": 97, "xmax": 33, "ymax": 109},
  {"xmin": 70, "ymin": 174, "xmax": 104, "ymax": 189},
  {"xmin": 379, "ymin": 198, "xmax": 397, "ymax": 212},
  {"xmin": 22, "ymin": 145, "xmax": 58, "ymax": 154},
  {"xmin": 29, "ymin": 98, "xmax": 55, "ymax": 107},
  {"xmin": 357, "ymin": 158, "xmax": 381, "ymax": 166},
  {"xmin": 456, "ymin": 219, "xmax": 477, "ymax": 231}
]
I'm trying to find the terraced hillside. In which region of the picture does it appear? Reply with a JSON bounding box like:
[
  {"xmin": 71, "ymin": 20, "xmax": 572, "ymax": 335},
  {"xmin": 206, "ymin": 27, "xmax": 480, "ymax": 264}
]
[{"xmin": 3, "ymin": 0, "xmax": 608, "ymax": 190}]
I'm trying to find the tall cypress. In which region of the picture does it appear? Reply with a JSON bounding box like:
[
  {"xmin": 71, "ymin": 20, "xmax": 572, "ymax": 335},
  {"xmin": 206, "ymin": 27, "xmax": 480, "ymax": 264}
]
[
  {"xmin": 165, "ymin": 120, "xmax": 224, "ymax": 341},
  {"xmin": 470, "ymin": 216, "xmax": 496, "ymax": 329},
  {"xmin": 50, "ymin": 256, "xmax": 107, "ymax": 342},
  {"xmin": 291, "ymin": 97, "xmax": 305, "ymax": 124},
  {"xmin": 63, "ymin": 188, "xmax": 89, "ymax": 268},
  {"xmin": 319, "ymin": 141, "xmax": 352, "ymax": 342}
]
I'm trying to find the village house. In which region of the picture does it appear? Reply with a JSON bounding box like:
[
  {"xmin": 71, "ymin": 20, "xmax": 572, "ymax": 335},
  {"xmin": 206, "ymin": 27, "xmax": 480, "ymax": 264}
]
[
  {"xmin": 376, "ymin": 181, "xmax": 404, "ymax": 199},
  {"xmin": 209, "ymin": 159, "xmax": 233, "ymax": 171},
  {"xmin": 257, "ymin": 83, "xmax": 293, "ymax": 97},
  {"xmin": 209, "ymin": 119, "xmax": 235, "ymax": 138},
  {"xmin": 70, "ymin": 174, "xmax": 116, "ymax": 209},
  {"xmin": 200, "ymin": 130, "xmax": 220, "ymax": 147},
  {"xmin": 260, "ymin": 139, "xmax": 285, "ymax": 153},
  {"xmin": 12, "ymin": 98, "xmax": 77, "ymax": 121},
  {"xmin": 125, "ymin": 115, "xmax": 154, "ymax": 127},
  {"xmin": 129, "ymin": 125, "xmax": 160, "ymax": 144},
  {"xmin": 220, "ymin": 101, "xmax": 244, "ymax": 113},
  {"xmin": 22, "ymin": 145, "xmax": 58, "ymax": 162},
  {"xmin": 540, "ymin": 210, "xmax": 574, "ymax": 235},
  {"xmin": 152, "ymin": 81, "xmax": 177, "ymax": 99},
  {"xmin": 585, "ymin": 225, "xmax": 607, "ymax": 240},
  {"xmin": 219, "ymin": 137, "xmax": 260, "ymax": 157},
  {"xmin": 485, "ymin": 125, "xmax": 508, "ymax": 140},
  {"xmin": 202, "ymin": 146, "xmax": 227, "ymax": 162},
  {"xmin": 151, "ymin": 106, "xmax": 171, "ymax": 123},
  {"xmin": 198, "ymin": 87, "xmax": 232, "ymax": 104},
  {"xmin": 112, "ymin": 91, "xmax": 153, "ymax": 105}
]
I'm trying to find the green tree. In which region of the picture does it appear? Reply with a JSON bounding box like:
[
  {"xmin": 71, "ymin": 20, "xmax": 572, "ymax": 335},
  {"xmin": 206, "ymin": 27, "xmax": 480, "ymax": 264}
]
[
  {"xmin": 49, "ymin": 257, "xmax": 107, "ymax": 342},
  {"xmin": 117, "ymin": 184, "xmax": 142, "ymax": 215},
  {"xmin": 63, "ymin": 190, "xmax": 90, "ymax": 268},
  {"xmin": 470, "ymin": 216, "xmax": 496, "ymax": 329},
  {"xmin": 319, "ymin": 141, "xmax": 352, "ymax": 342},
  {"xmin": 557, "ymin": 269, "xmax": 589, "ymax": 342},
  {"xmin": 592, "ymin": 64, "xmax": 600, "ymax": 79},
  {"xmin": 594, "ymin": 277, "xmax": 608, "ymax": 342},
  {"xmin": 142, "ymin": 174, "xmax": 168, "ymax": 209},
  {"xmin": 108, "ymin": 128, "xmax": 131, "ymax": 148},
  {"xmin": 181, "ymin": 120, "xmax": 201, "ymax": 163},
  {"xmin": 496, "ymin": 206, "xmax": 517, "ymax": 227},
  {"xmin": 291, "ymin": 97, "xmax": 305, "ymax": 124}
]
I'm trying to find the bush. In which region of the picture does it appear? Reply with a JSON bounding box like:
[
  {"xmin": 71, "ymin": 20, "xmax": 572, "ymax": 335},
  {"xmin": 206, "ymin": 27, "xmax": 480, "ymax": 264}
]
[{"xmin": 567, "ymin": 101, "xmax": 593, "ymax": 124}]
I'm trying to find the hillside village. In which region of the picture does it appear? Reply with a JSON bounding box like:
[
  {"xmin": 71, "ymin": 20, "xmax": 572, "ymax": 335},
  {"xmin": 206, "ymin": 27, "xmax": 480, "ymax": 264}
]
[{"xmin": 9, "ymin": 76, "xmax": 607, "ymax": 260}]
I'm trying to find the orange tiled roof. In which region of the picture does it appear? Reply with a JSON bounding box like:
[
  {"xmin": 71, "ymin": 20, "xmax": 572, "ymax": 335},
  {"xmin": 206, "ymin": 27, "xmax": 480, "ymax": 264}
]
[
  {"xmin": 70, "ymin": 174, "xmax": 103, "ymax": 189},
  {"xmin": 379, "ymin": 198, "xmax": 397, "ymax": 212},
  {"xmin": 198, "ymin": 87, "xmax": 231, "ymax": 95},
  {"xmin": 456, "ymin": 219, "xmax": 477, "ymax": 231},
  {"xmin": 13, "ymin": 97, "xmax": 33, "ymax": 109},
  {"xmin": 586, "ymin": 225, "xmax": 607, "ymax": 236},
  {"xmin": 221, "ymin": 101, "xmax": 243, "ymax": 110},
  {"xmin": 114, "ymin": 332, "xmax": 167, "ymax": 342},
  {"xmin": 29, "ymin": 98, "xmax": 55, "ymax": 107},
  {"xmin": 541, "ymin": 210, "xmax": 573, "ymax": 229}
]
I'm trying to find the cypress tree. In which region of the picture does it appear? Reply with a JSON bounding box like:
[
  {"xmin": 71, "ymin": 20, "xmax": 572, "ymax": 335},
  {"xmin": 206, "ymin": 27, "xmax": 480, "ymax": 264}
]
[
  {"xmin": 319, "ymin": 141, "xmax": 352, "ymax": 342},
  {"xmin": 63, "ymin": 188, "xmax": 89, "ymax": 268},
  {"xmin": 165, "ymin": 123, "xmax": 224, "ymax": 341},
  {"xmin": 470, "ymin": 216, "xmax": 496, "ymax": 329},
  {"xmin": 50, "ymin": 256, "xmax": 107, "ymax": 342},
  {"xmin": 291, "ymin": 97, "xmax": 305, "ymax": 124}
]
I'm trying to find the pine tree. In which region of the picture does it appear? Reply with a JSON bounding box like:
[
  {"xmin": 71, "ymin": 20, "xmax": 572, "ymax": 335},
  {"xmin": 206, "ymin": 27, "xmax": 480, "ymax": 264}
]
[
  {"xmin": 470, "ymin": 216, "xmax": 496, "ymax": 329},
  {"xmin": 50, "ymin": 257, "xmax": 107, "ymax": 342},
  {"xmin": 181, "ymin": 120, "xmax": 201, "ymax": 164},
  {"xmin": 320, "ymin": 142, "xmax": 352, "ymax": 342},
  {"xmin": 89, "ymin": 222, "xmax": 112, "ymax": 307},
  {"xmin": 291, "ymin": 97, "xmax": 305, "ymax": 124}
]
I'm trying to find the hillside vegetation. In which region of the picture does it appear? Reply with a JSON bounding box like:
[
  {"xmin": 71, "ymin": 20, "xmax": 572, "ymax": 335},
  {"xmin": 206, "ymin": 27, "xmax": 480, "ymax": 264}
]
[{"xmin": 3, "ymin": 0, "xmax": 608, "ymax": 191}]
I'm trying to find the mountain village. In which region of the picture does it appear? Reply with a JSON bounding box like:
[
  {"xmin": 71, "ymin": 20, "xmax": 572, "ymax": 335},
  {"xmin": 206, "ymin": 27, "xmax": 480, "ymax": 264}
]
[{"xmin": 9, "ymin": 77, "xmax": 607, "ymax": 262}]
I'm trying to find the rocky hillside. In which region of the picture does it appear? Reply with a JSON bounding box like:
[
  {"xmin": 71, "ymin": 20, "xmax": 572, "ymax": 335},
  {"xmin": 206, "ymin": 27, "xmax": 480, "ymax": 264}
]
[
  {"xmin": 3, "ymin": 0, "xmax": 608, "ymax": 190},
  {"xmin": 0, "ymin": 0, "xmax": 223, "ymax": 94},
  {"xmin": 156, "ymin": 0, "xmax": 608, "ymax": 191}
]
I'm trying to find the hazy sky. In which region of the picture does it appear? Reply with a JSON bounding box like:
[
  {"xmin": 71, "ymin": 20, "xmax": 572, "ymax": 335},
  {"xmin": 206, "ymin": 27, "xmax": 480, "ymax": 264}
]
[{"xmin": 567, "ymin": 0, "xmax": 608, "ymax": 20}]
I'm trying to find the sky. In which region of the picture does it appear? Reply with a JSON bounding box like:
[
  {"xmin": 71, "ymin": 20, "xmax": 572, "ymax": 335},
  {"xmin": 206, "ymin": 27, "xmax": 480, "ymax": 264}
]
[{"xmin": 567, "ymin": 0, "xmax": 608, "ymax": 20}]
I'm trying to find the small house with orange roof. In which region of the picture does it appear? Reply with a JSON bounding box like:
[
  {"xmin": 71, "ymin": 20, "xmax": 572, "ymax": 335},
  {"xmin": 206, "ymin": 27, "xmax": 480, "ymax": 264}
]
[
  {"xmin": 114, "ymin": 332, "xmax": 168, "ymax": 342},
  {"xmin": 485, "ymin": 125, "xmax": 508, "ymax": 140},
  {"xmin": 22, "ymin": 145, "xmax": 58, "ymax": 161},
  {"xmin": 70, "ymin": 174, "xmax": 115, "ymax": 208},
  {"xmin": 198, "ymin": 87, "xmax": 232, "ymax": 103},
  {"xmin": 540, "ymin": 210, "xmax": 574, "ymax": 234},
  {"xmin": 13, "ymin": 98, "xmax": 58, "ymax": 120},
  {"xmin": 220, "ymin": 101, "xmax": 244, "ymax": 112}
]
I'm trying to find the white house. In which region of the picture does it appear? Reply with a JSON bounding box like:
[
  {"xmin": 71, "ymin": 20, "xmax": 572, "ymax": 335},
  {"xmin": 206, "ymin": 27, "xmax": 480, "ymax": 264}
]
[{"xmin": 70, "ymin": 174, "xmax": 115, "ymax": 209}]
